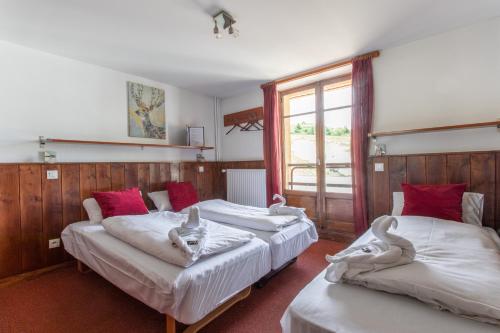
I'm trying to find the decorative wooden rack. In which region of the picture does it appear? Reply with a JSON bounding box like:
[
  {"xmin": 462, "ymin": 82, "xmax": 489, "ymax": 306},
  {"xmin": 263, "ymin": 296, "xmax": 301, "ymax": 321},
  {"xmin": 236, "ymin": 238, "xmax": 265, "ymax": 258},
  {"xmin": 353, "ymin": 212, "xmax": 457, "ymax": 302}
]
[
  {"xmin": 368, "ymin": 120, "xmax": 500, "ymax": 139},
  {"xmin": 224, "ymin": 107, "xmax": 264, "ymax": 135},
  {"xmin": 38, "ymin": 137, "xmax": 214, "ymax": 151}
]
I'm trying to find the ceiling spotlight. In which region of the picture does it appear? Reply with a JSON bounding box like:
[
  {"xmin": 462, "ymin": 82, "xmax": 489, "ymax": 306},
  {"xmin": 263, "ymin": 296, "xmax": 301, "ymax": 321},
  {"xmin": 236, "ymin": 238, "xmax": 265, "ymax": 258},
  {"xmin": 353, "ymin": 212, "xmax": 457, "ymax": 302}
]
[{"xmin": 212, "ymin": 10, "xmax": 238, "ymax": 39}]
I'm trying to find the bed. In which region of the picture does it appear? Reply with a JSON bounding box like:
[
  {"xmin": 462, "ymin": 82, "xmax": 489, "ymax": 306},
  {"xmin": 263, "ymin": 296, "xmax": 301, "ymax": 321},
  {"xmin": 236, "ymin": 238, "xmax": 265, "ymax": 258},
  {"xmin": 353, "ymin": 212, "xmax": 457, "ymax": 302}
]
[
  {"xmin": 62, "ymin": 221, "xmax": 271, "ymax": 332},
  {"xmin": 183, "ymin": 199, "xmax": 319, "ymax": 271},
  {"xmin": 281, "ymin": 212, "xmax": 500, "ymax": 333}
]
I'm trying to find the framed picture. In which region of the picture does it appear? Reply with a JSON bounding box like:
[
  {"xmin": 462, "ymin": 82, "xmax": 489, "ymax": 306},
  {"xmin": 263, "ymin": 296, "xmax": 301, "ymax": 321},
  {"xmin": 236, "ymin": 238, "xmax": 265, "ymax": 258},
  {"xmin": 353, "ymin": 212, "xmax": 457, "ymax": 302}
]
[
  {"xmin": 127, "ymin": 82, "xmax": 167, "ymax": 140},
  {"xmin": 187, "ymin": 126, "xmax": 205, "ymax": 146}
]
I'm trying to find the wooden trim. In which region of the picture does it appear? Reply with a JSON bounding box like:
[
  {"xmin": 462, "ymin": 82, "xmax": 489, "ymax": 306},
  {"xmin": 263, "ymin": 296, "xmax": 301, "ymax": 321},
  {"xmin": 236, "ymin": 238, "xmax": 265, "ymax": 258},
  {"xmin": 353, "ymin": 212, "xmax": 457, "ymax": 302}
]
[
  {"xmin": 262, "ymin": 50, "xmax": 379, "ymax": 87},
  {"xmin": 42, "ymin": 138, "xmax": 214, "ymax": 150},
  {"xmin": 165, "ymin": 286, "xmax": 252, "ymax": 333},
  {"xmin": 0, "ymin": 261, "xmax": 74, "ymax": 289},
  {"xmin": 369, "ymin": 121, "xmax": 500, "ymax": 138}
]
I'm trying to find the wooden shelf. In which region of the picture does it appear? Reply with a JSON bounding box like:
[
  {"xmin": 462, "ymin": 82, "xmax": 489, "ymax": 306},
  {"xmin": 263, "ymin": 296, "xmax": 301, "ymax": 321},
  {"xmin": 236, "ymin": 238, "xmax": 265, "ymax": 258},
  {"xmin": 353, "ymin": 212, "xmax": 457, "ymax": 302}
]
[
  {"xmin": 369, "ymin": 120, "xmax": 500, "ymax": 138},
  {"xmin": 39, "ymin": 137, "xmax": 214, "ymax": 150}
]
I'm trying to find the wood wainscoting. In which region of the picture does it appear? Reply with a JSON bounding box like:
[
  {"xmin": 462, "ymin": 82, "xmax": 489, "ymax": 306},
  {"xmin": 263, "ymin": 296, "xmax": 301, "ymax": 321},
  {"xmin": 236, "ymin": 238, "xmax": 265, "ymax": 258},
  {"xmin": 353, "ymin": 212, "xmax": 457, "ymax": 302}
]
[{"xmin": 367, "ymin": 151, "xmax": 500, "ymax": 230}]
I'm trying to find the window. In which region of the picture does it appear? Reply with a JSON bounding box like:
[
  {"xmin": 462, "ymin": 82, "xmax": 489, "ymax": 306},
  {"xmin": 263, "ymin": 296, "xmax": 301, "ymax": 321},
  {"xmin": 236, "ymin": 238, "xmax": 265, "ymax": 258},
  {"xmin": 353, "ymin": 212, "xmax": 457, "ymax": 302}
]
[{"xmin": 281, "ymin": 75, "xmax": 352, "ymax": 194}]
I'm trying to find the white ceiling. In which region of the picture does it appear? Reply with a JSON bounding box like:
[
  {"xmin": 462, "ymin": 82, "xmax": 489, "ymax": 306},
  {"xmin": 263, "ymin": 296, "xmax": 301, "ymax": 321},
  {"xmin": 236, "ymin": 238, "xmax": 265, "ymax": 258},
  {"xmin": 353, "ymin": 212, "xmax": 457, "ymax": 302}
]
[{"xmin": 1, "ymin": 0, "xmax": 500, "ymax": 98}]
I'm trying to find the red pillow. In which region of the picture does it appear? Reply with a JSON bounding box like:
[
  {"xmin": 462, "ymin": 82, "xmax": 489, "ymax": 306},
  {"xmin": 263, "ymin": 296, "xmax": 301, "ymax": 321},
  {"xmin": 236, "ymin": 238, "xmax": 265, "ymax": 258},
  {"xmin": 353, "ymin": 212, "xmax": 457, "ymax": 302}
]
[
  {"xmin": 401, "ymin": 183, "xmax": 466, "ymax": 222},
  {"xmin": 166, "ymin": 181, "xmax": 199, "ymax": 212},
  {"xmin": 93, "ymin": 187, "xmax": 149, "ymax": 218}
]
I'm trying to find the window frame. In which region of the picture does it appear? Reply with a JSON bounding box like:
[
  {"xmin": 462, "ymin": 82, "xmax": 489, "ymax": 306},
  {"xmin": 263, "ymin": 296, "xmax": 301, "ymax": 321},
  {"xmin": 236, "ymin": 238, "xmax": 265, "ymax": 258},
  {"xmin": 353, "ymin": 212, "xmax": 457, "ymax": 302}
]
[{"xmin": 279, "ymin": 74, "xmax": 353, "ymax": 198}]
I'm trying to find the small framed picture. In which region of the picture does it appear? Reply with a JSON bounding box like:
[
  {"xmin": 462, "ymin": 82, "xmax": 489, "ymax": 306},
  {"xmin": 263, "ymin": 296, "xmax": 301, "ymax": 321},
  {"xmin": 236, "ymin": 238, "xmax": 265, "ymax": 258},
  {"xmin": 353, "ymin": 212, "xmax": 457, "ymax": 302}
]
[{"xmin": 187, "ymin": 126, "xmax": 205, "ymax": 146}]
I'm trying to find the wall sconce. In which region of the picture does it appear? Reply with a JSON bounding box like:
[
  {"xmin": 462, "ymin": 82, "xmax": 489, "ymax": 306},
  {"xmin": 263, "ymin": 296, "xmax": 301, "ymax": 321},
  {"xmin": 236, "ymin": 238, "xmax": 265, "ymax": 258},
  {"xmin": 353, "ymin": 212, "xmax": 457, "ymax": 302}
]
[{"xmin": 212, "ymin": 10, "xmax": 239, "ymax": 39}]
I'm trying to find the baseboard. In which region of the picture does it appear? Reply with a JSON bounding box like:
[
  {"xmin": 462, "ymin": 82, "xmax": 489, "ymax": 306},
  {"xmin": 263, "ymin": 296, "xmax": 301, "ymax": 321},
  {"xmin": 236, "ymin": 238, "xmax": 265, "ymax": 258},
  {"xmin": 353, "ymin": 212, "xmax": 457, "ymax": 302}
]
[{"xmin": 0, "ymin": 261, "xmax": 75, "ymax": 289}]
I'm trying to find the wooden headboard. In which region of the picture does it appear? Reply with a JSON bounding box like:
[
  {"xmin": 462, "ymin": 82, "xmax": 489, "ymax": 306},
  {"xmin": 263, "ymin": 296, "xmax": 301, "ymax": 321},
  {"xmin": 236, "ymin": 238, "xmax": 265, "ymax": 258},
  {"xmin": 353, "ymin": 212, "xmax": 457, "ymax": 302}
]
[{"xmin": 367, "ymin": 151, "xmax": 500, "ymax": 230}]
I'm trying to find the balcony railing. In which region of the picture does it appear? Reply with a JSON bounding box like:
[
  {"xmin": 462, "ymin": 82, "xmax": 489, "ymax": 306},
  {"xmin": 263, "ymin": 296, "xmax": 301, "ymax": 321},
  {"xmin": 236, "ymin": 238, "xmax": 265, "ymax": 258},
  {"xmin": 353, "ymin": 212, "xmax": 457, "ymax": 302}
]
[{"xmin": 288, "ymin": 163, "xmax": 352, "ymax": 190}]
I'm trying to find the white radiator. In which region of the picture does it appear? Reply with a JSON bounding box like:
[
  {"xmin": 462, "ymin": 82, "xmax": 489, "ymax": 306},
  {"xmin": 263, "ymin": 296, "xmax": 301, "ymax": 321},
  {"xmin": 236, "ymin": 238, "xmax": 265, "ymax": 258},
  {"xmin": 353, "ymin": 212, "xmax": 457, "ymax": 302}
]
[{"xmin": 227, "ymin": 169, "xmax": 267, "ymax": 208}]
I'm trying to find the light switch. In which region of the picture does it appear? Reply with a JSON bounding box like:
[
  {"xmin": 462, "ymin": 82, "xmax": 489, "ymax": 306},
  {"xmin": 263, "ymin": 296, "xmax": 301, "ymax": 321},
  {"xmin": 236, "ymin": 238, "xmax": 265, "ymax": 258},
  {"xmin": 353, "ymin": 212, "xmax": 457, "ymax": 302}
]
[
  {"xmin": 198, "ymin": 166, "xmax": 204, "ymax": 173},
  {"xmin": 48, "ymin": 238, "xmax": 60, "ymax": 249},
  {"xmin": 374, "ymin": 163, "xmax": 385, "ymax": 172},
  {"xmin": 47, "ymin": 170, "xmax": 59, "ymax": 179}
]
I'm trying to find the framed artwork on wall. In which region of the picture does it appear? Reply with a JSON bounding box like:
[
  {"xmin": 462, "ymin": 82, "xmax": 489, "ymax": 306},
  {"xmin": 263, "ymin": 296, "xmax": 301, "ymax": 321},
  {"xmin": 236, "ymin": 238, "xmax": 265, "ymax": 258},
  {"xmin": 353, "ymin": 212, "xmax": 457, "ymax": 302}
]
[
  {"xmin": 127, "ymin": 81, "xmax": 167, "ymax": 140},
  {"xmin": 187, "ymin": 126, "xmax": 205, "ymax": 146}
]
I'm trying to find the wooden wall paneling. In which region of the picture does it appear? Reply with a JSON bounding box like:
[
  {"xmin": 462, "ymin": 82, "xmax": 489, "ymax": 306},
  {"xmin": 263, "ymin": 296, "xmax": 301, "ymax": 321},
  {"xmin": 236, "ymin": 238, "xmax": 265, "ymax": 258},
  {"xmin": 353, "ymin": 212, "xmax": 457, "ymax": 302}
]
[
  {"xmin": 111, "ymin": 163, "xmax": 125, "ymax": 190},
  {"xmin": 160, "ymin": 163, "xmax": 171, "ymax": 183},
  {"xmin": 19, "ymin": 165, "xmax": 44, "ymax": 271},
  {"xmin": 426, "ymin": 155, "xmax": 447, "ymax": 184},
  {"xmin": 406, "ymin": 155, "xmax": 426, "ymax": 184},
  {"xmin": 42, "ymin": 164, "xmax": 63, "ymax": 266},
  {"xmin": 372, "ymin": 157, "xmax": 390, "ymax": 218},
  {"xmin": 170, "ymin": 163, "xmax": 180, "ymax": 182},
  {"xmin": 388, "ymin": 156, "xmax": 406, "ymax": 210},
  {"xmin": 446, "ymin": 154, "xmax": 471, "ymax": 189},
  {"xmin": 79, "ymin": 164, "xmax": 97, "ymax": 219},
  {"xmin": 470, "ymin": 153, "xmax": 496, "ymax": 228},
  {"xmin": 149, "ymin": 163, "xmax": 161, "ymax": 192},
  {"xmin": 286, "ymin": 193, "xmax": 317, "ymax": 220},
  {"xmin": 0, "ymin": 165, "xmax": 21, "ymax": 278},
  {"xmin": 138, "ymin": 163, "xmax": 150, "ymax": 206},
  {"xmin": 96, "ymin": 163, "xmax": 111, "ymax": 192},
  {"xmin": 197, "ymin": 163, "xmax": 215, "ymax": 201},
  {"xmin": 366, "ymin": 158, "xmax": 374, "ymax": 223},
  {"xmin": 60, "ymin": 164, "xmax": 81, "ymax": 260},
  {"xmin": 125, "ymin": 163, "xmax": 139, "ymax": 189}
]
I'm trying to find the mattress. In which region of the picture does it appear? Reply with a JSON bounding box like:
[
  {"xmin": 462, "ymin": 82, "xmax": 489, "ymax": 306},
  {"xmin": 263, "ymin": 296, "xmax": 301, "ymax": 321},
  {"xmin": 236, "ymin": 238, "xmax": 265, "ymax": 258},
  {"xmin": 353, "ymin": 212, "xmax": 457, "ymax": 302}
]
[
  {"xmin": 62, "ymin": 221, "xmax": 271, "ymax": 324},
  {"xmin": 217, "ymin": 221, "xmax": 318, "ymax": 270},
  {"xmin": 281, "ymin": 269, "xmax": 499, "ymax": 333}
]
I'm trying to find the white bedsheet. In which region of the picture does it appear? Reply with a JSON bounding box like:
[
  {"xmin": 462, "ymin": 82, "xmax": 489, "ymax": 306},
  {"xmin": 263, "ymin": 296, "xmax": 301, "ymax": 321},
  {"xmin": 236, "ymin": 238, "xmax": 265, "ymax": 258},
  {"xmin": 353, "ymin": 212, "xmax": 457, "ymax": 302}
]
[
  {"xmin": 62, "ymin": 222, "xmax": 271, "ymax": 324},
  {"xmin": 340, "ymin": 216, "xmax": 500, "ymax": 324},
  {"xmin": 183, "ymin": 199, "xmax": 300, "ymax": 231},
  {"xmin": 216, "ymin": 221, "xmax": 318, "ymax": 269},
  {"xmin": 102, "ymin": 211, "xmax": 255, "ymax": 267},
  {"xmin": 281, "ymin": 269, "xmax": 499, "ymax": 333}
]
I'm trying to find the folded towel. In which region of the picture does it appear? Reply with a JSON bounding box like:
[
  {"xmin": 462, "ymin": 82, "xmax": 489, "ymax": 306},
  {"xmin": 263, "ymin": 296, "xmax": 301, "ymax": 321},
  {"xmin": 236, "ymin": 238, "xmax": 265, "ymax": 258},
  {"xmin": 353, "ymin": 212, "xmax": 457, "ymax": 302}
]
[
  {"xmin": 269, "ymin": 193, "xmax": 307, "ymax": 219},
  {"xmin": 269, "ymin": 194, "xmax": 286, "ymax": 214},
  {"xmin": 325, "ymin": 215, "xmax": 415, "ymax": 283},
  {"xmin": 168, "ymin": 207, "xmax": 208, "ymax": 260}
]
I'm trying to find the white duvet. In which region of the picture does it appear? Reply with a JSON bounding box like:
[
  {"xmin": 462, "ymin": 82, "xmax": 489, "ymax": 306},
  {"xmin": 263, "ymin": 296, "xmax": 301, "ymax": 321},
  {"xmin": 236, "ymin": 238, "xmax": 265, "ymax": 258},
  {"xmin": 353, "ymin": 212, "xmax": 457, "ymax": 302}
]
[
  {"xmin": 183, "ymin": 199, "xmax": 302, "ymax": 231},
  {"xmin": 339, "ymin": 216, "xmax": 500, "ymax": 324},
  {"xmin": 102, "ymin": 211, "xmax": 255, "ymax": 267}
]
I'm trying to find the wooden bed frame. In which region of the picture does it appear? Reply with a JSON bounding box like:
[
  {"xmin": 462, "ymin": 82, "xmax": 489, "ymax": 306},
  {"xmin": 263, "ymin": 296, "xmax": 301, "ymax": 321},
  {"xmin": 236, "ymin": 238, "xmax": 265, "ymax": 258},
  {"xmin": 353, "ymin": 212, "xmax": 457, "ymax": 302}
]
[{"xmin": 77, "ymin": 260, "xmax": 252, "ymax": 333}]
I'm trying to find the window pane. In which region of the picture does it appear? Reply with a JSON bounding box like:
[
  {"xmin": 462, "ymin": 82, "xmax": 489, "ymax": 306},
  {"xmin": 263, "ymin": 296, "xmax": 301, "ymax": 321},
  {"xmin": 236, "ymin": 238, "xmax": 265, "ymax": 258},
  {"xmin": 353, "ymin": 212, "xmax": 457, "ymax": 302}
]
[
  {"xmin": 283, "ymin": 113, "xmax": 317, "ymax": 192},
  {"xmin": 324, "ymin": 108, "xmax": 352, "ymax": 193},
  {"xmin": 324, "ymin": 85, "xmax": 351, "ymax": 110},
  {"xmin": 287, "ymin": 91, "xmax": 315, "ymax": 116}
]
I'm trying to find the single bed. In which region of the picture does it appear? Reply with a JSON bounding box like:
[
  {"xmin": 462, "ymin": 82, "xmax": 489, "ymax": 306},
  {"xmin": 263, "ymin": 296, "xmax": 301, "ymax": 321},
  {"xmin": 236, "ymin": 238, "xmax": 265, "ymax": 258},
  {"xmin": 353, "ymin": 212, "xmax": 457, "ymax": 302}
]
[
  {"xmin": 62, "ymin": 221, "xmax": 271, "ymax": 331},
  {"xmin": 281, "ymin": 213, "xmax": 500, "ymax": 333},
  {"xmin": 183, "ymin": 199, "xmax": 319, "ymax": 271}
]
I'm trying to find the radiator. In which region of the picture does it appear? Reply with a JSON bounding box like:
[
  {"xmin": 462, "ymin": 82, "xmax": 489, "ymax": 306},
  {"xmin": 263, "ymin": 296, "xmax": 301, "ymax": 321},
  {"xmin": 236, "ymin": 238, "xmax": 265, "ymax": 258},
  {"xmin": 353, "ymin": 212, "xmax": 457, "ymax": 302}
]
[{"xmin": 226, "ymin": 169, "xmax": 267, "ymax": 208}]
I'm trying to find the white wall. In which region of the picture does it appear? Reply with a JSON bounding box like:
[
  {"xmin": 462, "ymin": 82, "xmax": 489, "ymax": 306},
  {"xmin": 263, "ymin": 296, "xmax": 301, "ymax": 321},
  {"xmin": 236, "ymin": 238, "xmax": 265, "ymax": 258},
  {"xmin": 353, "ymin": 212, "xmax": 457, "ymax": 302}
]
[
  {"xmin": 372, "ymin": 18, "xmax": 500, "ymax": 154},
  {"xmin": 0, "ymin": 41, "xmax": 215, "ymax": 163},
  {"xmin": 220, "ymin": 89, "xmax": 264, "ymax": 161}
]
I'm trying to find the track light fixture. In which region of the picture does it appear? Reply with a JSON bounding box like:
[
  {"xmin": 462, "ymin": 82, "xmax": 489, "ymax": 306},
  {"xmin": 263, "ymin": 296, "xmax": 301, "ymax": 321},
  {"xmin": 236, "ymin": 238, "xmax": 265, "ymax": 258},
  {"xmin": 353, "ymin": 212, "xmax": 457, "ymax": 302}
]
[{"xmin": 212, "ymin": 10, "xmax": 239, "ymax": 39}]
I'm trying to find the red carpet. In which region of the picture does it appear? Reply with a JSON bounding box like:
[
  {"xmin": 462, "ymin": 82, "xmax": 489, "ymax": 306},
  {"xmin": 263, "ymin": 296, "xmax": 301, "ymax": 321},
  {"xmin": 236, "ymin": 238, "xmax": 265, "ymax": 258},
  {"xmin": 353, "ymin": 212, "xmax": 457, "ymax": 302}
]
[{"xmin": 0, "ymin": 239, "xmax": 345, "ymax": 333}]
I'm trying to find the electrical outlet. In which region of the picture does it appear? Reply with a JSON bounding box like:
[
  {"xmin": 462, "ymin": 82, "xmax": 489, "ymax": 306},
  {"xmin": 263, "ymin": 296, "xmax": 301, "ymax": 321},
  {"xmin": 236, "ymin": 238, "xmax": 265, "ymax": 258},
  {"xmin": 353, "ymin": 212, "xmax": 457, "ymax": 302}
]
[
  {"xmin": 47, "ymin": 170, "xmax": 59, "ymax": 180},
  {"xmin": 48, "ymin": 238, "xmax": 60, "ymax": 249},
  {"xmin": 374, "ymin": 163, "xmax": 385, "ymax": 172},
  {"xmin": 198, "ymin": 166, "xmax": 204, "ymax": 173}
]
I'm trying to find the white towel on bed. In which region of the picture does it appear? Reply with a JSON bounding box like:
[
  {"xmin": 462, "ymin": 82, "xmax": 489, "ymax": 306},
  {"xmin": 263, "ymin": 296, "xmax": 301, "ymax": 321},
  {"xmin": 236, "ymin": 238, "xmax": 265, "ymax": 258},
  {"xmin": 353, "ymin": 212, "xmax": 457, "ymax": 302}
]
[
  {"xmin": 269, "ymin": 194, "xmax": 307, "ymax": 219},
  {"xmin": 269, "ymin": 194, "xmax": 286, "ymax": 214},
  {"xmin": 168, "ymin": 207, "xmax": 207, "ymax": 259},
  {"xmin": 325, "ymin": 215, "xmax": 415, "ymax": 282}
]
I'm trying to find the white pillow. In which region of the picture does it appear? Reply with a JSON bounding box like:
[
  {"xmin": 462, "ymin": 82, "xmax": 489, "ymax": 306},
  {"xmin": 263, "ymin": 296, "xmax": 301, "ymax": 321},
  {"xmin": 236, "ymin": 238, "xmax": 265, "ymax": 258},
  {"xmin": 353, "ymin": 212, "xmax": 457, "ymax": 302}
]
[
  {"xmin": 83, "ymin": 198, "xmax": 103, "ymax": 224},
  {"xmin": 147, "ymin": 190, "xmax": 172, "ymax": 211},
  {"xmin": 391, "ymin": 191, "xmax": 484, "ymax": 226}
]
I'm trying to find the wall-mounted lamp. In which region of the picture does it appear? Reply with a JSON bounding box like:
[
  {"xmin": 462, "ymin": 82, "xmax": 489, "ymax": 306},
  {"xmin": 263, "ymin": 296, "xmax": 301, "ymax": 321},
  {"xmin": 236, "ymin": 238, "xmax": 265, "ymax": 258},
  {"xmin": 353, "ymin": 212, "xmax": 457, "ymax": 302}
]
[{"xmin": 212, "ymin": 10, "xmax": 239, "ymax": 39}]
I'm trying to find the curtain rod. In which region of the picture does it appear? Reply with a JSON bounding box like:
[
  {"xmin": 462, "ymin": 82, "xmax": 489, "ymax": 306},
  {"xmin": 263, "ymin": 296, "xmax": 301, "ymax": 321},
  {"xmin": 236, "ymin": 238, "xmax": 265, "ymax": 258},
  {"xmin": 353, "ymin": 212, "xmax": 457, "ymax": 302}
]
[{"xmin": 261, "ymin": 50, "xmax": 380, "ymax": 88}]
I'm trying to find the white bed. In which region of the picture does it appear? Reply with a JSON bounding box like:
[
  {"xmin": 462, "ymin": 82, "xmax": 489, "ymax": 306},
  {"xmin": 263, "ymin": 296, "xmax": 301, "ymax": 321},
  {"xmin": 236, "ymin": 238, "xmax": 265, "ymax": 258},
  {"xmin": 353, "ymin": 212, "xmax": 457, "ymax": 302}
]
[
  {"xmin": 281, "ymin": 270, "xmax": 499, "ymax": 333},
  {"xmin": 216, "ymin": 221, "xmax": 318, "ymax": 270},
  {"xmin": 281, "ymin": 215, "xmax": 500, "ymax": 333},
  {"xmin": 62, "ymin": 221, "xmax": 271, "ymax": 325}
]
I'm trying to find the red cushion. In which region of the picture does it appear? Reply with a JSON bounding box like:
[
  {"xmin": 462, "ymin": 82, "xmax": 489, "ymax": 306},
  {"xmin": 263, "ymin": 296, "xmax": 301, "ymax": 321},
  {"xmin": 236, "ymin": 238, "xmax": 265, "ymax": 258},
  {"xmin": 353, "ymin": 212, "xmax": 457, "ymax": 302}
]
[
  {"xmin": 93, "ymin": 187, "xmax": 149, "ymax": 218},
  {"xmin": 401, "ymin": 183, "xmax": 466, "ymax": 222},
  {"xmin": 166, "ymin": 181, "xmax": 199, "ymax": 212}
]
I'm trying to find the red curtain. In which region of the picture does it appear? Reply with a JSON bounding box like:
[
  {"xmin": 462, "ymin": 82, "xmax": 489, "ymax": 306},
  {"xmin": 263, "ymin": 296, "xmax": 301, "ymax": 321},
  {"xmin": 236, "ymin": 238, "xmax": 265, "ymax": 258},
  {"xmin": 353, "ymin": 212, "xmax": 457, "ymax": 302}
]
[
  {"xmin": 262, "ymin": 83, "xmax": 282, "ymax": 206},
  {"xmin": 351, "ymin": 56, "xmax": 374, "ymax": 235}
]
